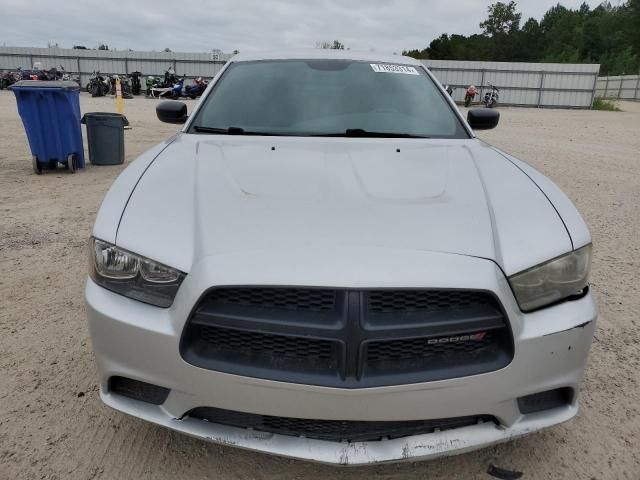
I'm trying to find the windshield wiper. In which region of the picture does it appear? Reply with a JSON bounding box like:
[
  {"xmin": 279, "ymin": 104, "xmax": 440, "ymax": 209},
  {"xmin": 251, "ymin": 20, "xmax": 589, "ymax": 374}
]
[
  {"xmin": 193, "ymin": 126, "xmax": 293, "ymax": 136},
  {"xmin": 315, "ymin": 129, "xmax": 430, "ymax": 138},
  {"xmin": 193, "ymin": 126, "xmax": 247, "ymax": 134}
]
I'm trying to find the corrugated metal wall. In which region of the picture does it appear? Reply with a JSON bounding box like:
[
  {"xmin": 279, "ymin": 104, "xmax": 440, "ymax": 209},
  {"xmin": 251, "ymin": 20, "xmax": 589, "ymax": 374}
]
[
  {"xmin": 0, "ymin": 47, "xmax": 600, "ymax": 108},
  {"xmin": 422, "ymin": 59, "xmax": 600, "ymax": 108},
  {"xmin": 595, "ymin": 75, "xmax": 640, "ymax": 100},
  {"xmin": 0, "ymin": 46, "xmax": 231, "ymax": 87}
]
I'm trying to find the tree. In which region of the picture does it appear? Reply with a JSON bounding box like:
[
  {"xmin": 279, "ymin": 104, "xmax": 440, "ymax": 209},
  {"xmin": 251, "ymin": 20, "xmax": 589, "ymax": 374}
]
[
  {"xmin": 401, "ymin": 0, "xmax": 640, "ymax": 75},
  {"xmin": 163, "ymin": 47, "xmax": 171, "ymax": 52},
  {"xmin": 316, "ymin": 40, "xmax": 346, "ymax": 50},
  {"xmin": 98, "ymin": 44, "xmax": 109, "ymax": 51},
  {"xmin": 480, "ymin": 1, "xmax": 522, "ymax": 36}
]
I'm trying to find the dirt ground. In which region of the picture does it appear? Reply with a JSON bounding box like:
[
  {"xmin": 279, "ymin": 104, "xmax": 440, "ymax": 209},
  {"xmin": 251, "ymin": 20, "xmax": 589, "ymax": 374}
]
[{"xmin": 0, "ymin": 92, "xmax": 639, "ymax": 480}]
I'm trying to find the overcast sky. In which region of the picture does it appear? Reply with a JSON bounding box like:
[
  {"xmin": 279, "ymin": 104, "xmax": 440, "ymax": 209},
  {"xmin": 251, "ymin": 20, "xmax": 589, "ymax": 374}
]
[{"xmin": 0, "ymin": 0, "xmax": 607, "ymax": 54}]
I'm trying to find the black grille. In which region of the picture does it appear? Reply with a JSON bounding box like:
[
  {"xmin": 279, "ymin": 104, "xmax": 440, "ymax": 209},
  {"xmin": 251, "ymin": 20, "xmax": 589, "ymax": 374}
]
[
  {"xmin": 109, "ymin": 377, "xmax": 170, "ymax": 405},
  {"xmin": 188, "ymin": 407, "xmax": 497, "ymax": 442},
  {"xmin": 181, "ymin": 287, "xmax": 513, "ymax": 388},
  {"xmin": 367, "ymin": 290, "xmax": 496, "ymax": 313},
  {"xmin": 199, "ymin": 325, "xmax": 335, "ymax": 360},
  {"xmin": 366, "ymin": 331, "xmax": 496, "ymax": 362},
  {"xmin": 211, "ymin": 287, "xmax": 336, "ymax": 312}
]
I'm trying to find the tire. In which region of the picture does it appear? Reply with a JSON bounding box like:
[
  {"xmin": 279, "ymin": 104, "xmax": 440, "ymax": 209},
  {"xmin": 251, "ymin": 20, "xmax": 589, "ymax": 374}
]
[
  {"xmin": 464, "ymin": 95, "xmax": 471, "ymax": 107},
  {"xmin": 32, "ymin": 156, "xmax": 42, "ymax": 175},
  {"xmin": 67, "ymin": 154, "xmax": 77, "ymax": 174}
]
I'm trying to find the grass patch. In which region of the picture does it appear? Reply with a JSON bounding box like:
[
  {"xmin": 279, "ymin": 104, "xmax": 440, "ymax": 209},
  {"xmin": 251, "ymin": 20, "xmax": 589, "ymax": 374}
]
[{"xmin": 592, "ymin": 97, "xmax": 620, "ymax": 111}]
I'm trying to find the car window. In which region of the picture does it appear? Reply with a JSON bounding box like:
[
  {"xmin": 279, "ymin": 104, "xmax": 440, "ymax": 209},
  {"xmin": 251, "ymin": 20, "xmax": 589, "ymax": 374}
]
[{"xmin": 190, "ymin": 59, "xmax": 468, "ymax": 138}]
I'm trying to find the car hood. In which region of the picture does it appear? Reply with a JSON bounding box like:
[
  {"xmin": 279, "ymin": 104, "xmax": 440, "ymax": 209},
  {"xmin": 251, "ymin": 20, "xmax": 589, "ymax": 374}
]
[{"xmin": 115, "ymin": 135, "xmax": 572, "ymax": 276}]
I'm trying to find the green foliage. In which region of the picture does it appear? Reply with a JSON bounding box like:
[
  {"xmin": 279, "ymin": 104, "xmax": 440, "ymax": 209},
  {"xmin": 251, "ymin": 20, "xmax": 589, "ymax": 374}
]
[
  {"xmin": 403, "ymin": 1, "xmax": 640, "ymax": 75},
  {"xmin": 592, "ymin": 97, "xmax": 621, "ymax": 110},
  {"xmin": 480, "ymin": 1, "xmax": 522, "ymax": 36}
]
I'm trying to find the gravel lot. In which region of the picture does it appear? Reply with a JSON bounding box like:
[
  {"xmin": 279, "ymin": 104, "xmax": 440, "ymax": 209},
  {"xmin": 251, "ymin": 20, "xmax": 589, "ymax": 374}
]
[{"xmin": 0, "ymin": 92, "xmax": 638, "ymax": 480}]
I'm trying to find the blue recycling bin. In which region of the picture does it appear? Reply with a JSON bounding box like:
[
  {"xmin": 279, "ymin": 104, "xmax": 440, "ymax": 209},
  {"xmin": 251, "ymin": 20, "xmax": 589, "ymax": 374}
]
[{"xmin": 10, "ymin": 80, "xmax": 85, "ymax": 174}]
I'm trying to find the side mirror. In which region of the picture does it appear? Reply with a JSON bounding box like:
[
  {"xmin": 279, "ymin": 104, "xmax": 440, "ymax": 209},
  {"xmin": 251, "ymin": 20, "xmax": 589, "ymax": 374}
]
[
  {"xmin": 156, "ymin": 101, "xmax": 188, "ymax": 124},
  {"xmin": 467, "ymin": 109, "xmax": 500, "ymax": 130}
]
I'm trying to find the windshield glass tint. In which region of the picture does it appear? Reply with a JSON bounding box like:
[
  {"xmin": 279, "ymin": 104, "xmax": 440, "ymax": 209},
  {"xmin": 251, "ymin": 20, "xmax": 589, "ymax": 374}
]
[{"xmin": 190, "ymin": 60, "xmax": 468, "ymax": 138}]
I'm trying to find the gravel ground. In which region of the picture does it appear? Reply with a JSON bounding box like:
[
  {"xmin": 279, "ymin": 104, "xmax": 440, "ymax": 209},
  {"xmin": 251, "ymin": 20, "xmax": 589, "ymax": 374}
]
[{"xmin": 0, "ymin": 92, "xmax": 638, "ymax": 480}]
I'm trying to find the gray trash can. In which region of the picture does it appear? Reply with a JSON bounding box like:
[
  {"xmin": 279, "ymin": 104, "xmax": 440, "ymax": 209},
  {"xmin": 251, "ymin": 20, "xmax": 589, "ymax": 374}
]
[{"xmin": 81, "ymin": 112, "xmax": 129, "ymax": 165}]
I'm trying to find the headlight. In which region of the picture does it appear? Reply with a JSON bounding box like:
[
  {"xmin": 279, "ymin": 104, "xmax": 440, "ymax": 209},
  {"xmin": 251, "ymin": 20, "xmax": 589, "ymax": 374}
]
[
  {"xmin": 509, "ymin": 244, "xmax": 591, "ymax": 312},
  {"xmin": 89, "ymin": 238, "xmax": 185, "ymax": 307}
]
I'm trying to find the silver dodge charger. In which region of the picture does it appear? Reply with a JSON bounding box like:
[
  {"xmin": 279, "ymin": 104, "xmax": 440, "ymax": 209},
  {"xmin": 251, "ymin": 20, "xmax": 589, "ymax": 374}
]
[{"xmin": 86, "ymin": 51, "xmax": 597, "ymax": 465}]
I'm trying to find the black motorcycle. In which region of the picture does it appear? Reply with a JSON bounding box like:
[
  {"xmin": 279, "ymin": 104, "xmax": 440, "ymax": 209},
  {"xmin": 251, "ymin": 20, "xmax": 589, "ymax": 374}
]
[
  {"xmin": 87, "ymin": 71, "xmax": 110, "ymax": 97},
  {"xmin": 109, "ymin": 75, "xmax": 133, "ymax": 99},
  {"xmin": 0, "ymin": 68, "xmax": 24, "ymax": 89},
  {"xmin": 129, "ymin": 71, "xmax": 142, "ymax": 95},
  {"xmin": 163, "ymin": 66, "xmax": 178, "ymax": 88}
]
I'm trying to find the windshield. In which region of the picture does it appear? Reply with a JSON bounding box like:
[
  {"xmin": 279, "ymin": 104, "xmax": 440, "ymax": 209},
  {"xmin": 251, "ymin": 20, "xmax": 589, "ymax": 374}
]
[{"xmin": 189, "ymin": 59, "xmax": 468, "ymax": 138}]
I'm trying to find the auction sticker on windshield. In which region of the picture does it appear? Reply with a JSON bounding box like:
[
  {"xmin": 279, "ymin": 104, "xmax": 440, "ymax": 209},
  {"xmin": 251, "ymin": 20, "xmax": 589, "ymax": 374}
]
[{"xmin": 370, "ymin": 64, "xmax": 419, "ymax": 75}]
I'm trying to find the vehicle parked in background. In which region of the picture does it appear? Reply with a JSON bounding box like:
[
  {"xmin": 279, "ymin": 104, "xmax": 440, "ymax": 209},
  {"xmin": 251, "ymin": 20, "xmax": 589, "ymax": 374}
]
[
  {"xmin": 145, "ymin": 75, "xmax": 158, "ymax": 96},
  {"xmin": 87, "ymin": 71, "xmax": 111, "ymax": 97},
  {"xmin": 465, "ymin": 84, "xmax": 479, "ymax": 107},
  {"xmin": 0, "ymin": 68, "xmax": 25, "ymax": 90},
  {"xmin": 184, "ymin": 76, "xmax": 208, "ymax": 98},
  {"xmin": 484, "ymin": 82, "xmax": 499, "ymax": 108},
  {"xmin": 146, "ymin": 67, "xmax": 180, "ymax": 96},
  {"xmin": 109, "ymin": 75, "xmax": 133, "ymax": 99},
  {"xmin": 86, "ymin": 51, "xmax": 596, "ymax": 466},
  {"xmin": 150, "ymin": 75, "xmax": 185, "ymax": 99},
  {"xmin": 129, "ymin": 71, "xmax": 143, "ymax": 95}
]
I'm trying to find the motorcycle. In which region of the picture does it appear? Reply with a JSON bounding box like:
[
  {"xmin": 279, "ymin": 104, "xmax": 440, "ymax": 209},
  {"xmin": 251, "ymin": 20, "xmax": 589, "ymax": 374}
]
[
  {"xmin": 146, "ymin": 75, "xmax": 159, "ymax": 96},
  {"xmin": 87, "ymin": 71, "xmax": 111, "ymax": 97},
  {"xmin": 184, "ymin": 76, "xmax": 208, "ymax": 99},
  {"xmin": 464, "ymin": 85, "xmax": 479, "ymax": 107},
  {"xmin": 163, "ymin": 66, "xmax": 178, "ymax": 88},
  {"xmin": 146, "ymin": 67, "xmax": 178, "ymax": 96},
  {"xmin": 43, "ymin": 66, "xmax": 64, "ymax": 81},
  {"xmin": 151, "ymin": 75, "xmax": 185, "ymax": 99},
  {"xmin": 484, "ymin": 82, "xmax": 499, "ymax": 108},
  {"xmin": 109, "ymin": 74, "xmax": 133, "ymax": 99},
  {"xmin": 0, "ymin": 67, "xmax": 24, "ymax": 90},
  {"xmin": 443, "ymin": 84, "xmax": 455, "ymax": 97},
  {"xmin": 129, "ymin": 71, "xmax": 142, "ymax": 95}
]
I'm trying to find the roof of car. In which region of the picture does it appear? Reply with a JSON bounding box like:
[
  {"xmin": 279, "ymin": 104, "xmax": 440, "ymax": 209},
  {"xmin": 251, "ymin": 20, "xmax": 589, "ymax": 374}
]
[{"xmin": 229, "ymin": 49, "xmax": 424, "ymax": 66}]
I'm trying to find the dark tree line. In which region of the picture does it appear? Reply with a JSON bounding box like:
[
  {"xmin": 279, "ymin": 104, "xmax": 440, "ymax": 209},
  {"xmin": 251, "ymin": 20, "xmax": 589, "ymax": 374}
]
[{"xmin": 403, "ymin": 1, "xmax": 640, "ymax": 75}]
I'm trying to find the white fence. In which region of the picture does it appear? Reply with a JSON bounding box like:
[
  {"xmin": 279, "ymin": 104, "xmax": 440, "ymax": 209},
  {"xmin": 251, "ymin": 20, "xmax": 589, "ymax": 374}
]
[
  {"xmin": 423, "ymin": 59, "xmax": 600, "ymax": 108},
  {"xmin": 0, "ymin": 46, "xmax": 601, "ymax": 108},
  {"xmin": 595, "ymin": 75, "xmax": 640, "ymax": 101}
]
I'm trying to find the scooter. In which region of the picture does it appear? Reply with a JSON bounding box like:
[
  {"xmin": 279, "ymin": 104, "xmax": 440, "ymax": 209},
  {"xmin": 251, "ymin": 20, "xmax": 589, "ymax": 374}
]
[
  {"xmin": 464, "ymin": 85, "xmax": 479, "ymax": 107},
  {"xmin": 484, "ymin": 82, "xmax": 499, "ymax": 108}
]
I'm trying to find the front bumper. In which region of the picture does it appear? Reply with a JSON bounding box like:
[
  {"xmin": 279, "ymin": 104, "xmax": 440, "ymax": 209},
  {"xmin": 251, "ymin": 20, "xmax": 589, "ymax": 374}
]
[{"xmin": 86, "ymin": 251, "xmax": 597, "ymax": 465}]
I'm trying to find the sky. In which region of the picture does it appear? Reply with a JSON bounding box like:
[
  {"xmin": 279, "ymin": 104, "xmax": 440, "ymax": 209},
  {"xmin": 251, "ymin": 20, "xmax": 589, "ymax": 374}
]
[{"xmin": 0, "ymin": 0, "xmax": 608, "ymax": 54}]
